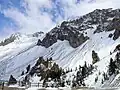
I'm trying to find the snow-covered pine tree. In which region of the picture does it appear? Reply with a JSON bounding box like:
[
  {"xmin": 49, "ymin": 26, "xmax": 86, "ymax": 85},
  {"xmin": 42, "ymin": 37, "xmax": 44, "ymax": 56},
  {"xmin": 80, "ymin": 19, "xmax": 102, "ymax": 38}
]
[
  {"xmin": 108, "ymin": 58, "xmax": 117, "ymax": 76},
  {"xmin": 92, "ymin": 50, "xmax": 100, "ymax": 64}
]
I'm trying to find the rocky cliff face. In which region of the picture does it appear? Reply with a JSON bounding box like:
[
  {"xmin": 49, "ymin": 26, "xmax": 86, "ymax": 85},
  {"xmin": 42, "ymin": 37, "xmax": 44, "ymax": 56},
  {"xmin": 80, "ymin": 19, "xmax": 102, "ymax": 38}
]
[{"xmin": 39, "ymin": 8, "xmax": 120, "ymax": 48}]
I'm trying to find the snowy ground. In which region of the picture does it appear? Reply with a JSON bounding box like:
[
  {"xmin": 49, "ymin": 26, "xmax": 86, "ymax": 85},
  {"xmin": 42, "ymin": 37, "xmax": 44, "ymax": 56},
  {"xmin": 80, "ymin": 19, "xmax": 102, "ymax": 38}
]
[
  {"xmin": 0, "ymin": 25, "xmax": 120, "ymax": 87},
  {"xmin": 15, "ymin": 86, "xmax": 120, "ymax": 90},
  {"xmin": 26, "ymin": 87, "xmax": 71, "ymax": 90}
]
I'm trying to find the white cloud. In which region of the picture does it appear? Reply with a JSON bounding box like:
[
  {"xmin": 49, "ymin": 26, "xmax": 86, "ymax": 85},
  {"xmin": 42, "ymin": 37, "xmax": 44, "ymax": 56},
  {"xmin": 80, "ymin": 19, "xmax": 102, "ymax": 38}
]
[
  {"xmin": 0, "ymin": 27, "xmax": 16, "ymax": 40},
  {"xmin": 1, "ymin": 0, "xmax": 120, "ymax": 36},
  {"xmin": 61, "ymin": 0, "xmax": 115, "ymax": 18},
  {"xmin": 1, "ymin": 0, "xmax": 54, "ymax": 34}
]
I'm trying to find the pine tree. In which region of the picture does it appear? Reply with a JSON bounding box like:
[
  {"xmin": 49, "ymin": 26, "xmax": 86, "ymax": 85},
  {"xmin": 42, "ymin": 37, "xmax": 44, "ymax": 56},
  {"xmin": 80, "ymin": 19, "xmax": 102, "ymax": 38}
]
[
  {"xmin": 95, "ymin": 76, "xmax": 98, "ymax": 83},
  {"xmin": 116, "ymin": 52, "xmax": 120, "ymax": 63},
  {"xmin": 79, "ymin": 65, "xmax": 81, "ymax": 71},
  {"xmin": 101, "ymin": 79, "xmax": 104, "ymax": 84},
  {"xmin": 84, "ymin": 61, "xmax": 87, "ymax": 68},
  {"xmin": 84, "ymin": 61, "xmax": 88, "ymax": 76},
  {"xmin": 21, "ymin": 71, "xmax": 24, "ymax": 76},
  {"xmin": 35, "ymin": 56, "xmax": 44, "ymax": 66},
  {"xmin": 108, "ymin": 58, "xmax": 116, "ymax": 76},
  {"xmin": 8, "ymin": 75, "xmax": 17, "ymax": 85},
  {"xmin": 49, "ymin": 57, "xmax": 53, "ymax": 61},
  {"xmin": 92, "ymin": 50, "xmax": 100, "ymax": 64},
  {"xmin": 88, "ymin": 64, "xmax": 94, "ymax": 74},
  {"xmin": 25, "ymin": 75, "xmax": 29, "ymax": 82},
  {"xmin": 75, "ymin": 67, "xmax": 77, "ymax": 71},
  {"xmin": 72, "ymin": 77, "xmax": 77, "ymax": 87},
  {"xmin": 37, "ymin": 39, "xmax": 42, "ymax": 46},
  {"xmin": 29, "ymin": 67, "xmax": 36, "ymax": 77},
  {"xmin": 81, "ymin": 66, "xmax": 86, "ymax": 78},
  {"xmin": 109, "ymin": 58, "xmax": 113, "ymax": 75},
  {"xmin": 26, "ymin": 64, "xmax": 30, "ymax": 73}
]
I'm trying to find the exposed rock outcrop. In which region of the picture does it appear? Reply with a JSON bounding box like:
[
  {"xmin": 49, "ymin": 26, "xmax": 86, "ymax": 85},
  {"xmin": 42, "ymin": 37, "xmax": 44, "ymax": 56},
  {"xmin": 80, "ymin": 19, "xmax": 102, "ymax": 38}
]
[{"xmin": 38, "ymin": 8, "xmax": 120, "ymax": 48}]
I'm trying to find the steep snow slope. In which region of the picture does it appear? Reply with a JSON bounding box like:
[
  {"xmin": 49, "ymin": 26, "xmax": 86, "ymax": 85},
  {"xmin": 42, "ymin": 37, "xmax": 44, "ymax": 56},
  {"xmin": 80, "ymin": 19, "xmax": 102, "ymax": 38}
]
[
  {"xmin": 0, "ymin": 33, "xmax": 46, "ymax": 80},
  {"xmin": 43, "ymin": 30, "xmax": 118, "ymax": 68},
  {"xmin": 1, "ymin": 26, "xmax": 118, "ymax": 86},
  {"xmin": 1, "ymin": 8, "xmax": 120, "ymax": 87},
  {"xmin": 41, "ymin": 28, "xmax": 120, "ymax": 87}
]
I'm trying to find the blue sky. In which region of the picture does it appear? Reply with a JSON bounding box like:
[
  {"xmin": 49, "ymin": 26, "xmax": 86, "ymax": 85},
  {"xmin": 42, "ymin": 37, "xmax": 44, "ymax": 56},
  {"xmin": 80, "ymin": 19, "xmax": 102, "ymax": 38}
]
[
  {"xmin": 0, "ymin": 0, "xmax": 68, "ymax": 38},
  {"xmin": 0, "ymin": 0, "xmax": 24, "ymax": 37},
  {"xmin": 0, "ymin": 0, "xmax": 119, "ymax": 39}
]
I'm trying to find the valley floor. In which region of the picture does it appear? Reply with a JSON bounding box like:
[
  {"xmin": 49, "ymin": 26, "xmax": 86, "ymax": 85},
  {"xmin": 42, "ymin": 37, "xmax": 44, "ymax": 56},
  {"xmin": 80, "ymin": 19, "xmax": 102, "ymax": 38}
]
[
  {"xmin": 0, "ymin": 86, "xmax": 24, "ymax": 90},
  {"xmin": 1, "ymin": 86, "xmax": 120, "ymax": 90},
  {"xmin": 25, "ymin": 87, "xmax": 120, "ymax": 90}
]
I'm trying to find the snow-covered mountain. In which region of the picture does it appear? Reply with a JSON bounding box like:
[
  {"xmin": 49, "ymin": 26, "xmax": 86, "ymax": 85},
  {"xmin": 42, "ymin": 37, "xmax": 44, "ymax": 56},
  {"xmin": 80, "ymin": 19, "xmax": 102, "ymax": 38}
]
[{"xmin": 1, "ymin": 8, "xmax": 120, "ymax": 87}]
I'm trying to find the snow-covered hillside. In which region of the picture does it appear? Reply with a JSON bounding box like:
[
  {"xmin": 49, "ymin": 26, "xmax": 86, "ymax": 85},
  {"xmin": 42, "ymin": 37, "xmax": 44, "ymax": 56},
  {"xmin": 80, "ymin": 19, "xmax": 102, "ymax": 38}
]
[
  {"xmin": 0, "ymin": 8, "xmax": 120, "ymax": 87},
  {"xmin": 0, "ymin": 32, "xmax": 46, "ymax": 80}
]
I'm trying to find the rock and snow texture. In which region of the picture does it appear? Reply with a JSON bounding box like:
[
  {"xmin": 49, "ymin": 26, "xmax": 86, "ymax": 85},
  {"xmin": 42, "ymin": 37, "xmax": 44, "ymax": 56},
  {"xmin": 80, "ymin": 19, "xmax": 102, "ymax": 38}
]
[
  {"xmin": 0, "ymin": 33, "xmax": 46, "ymax": 80},
  {"xmin": 0, "ymin": 8, "xmax": 120, "ymax": 87}
]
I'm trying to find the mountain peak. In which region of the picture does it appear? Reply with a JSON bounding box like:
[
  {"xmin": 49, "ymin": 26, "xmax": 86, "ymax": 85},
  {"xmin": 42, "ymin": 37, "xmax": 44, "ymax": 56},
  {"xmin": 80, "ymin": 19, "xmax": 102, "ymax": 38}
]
[{"xmin": 37, "ymin": 8, "xmax": 120, "ymax": 48}]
